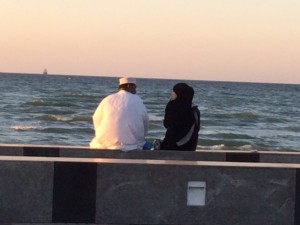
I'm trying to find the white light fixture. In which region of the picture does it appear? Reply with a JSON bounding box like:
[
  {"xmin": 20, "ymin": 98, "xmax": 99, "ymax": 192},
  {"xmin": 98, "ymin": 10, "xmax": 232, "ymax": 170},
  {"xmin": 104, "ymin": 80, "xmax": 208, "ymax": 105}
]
[{"xmin": 187, "ymin": 181, "xmax": 206, "ymax": 206}]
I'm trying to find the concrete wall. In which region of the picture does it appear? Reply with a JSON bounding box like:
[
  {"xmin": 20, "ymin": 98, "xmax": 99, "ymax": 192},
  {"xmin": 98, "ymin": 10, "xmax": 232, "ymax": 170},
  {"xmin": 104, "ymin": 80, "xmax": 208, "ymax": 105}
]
[
  {"xmin": 1, "ymin": 144, "xmax": 300, "ymax": 163},
  {"xmin": 0, "ymin": 155, "xmax": 299, "ymax": 225}
]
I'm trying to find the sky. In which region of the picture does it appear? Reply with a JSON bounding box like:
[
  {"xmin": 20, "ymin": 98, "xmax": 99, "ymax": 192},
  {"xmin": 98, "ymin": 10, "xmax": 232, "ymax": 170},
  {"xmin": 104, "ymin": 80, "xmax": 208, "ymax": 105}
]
[{"xmin": 1, "ymin": 0, "xmax": 299, "ymax": 84}]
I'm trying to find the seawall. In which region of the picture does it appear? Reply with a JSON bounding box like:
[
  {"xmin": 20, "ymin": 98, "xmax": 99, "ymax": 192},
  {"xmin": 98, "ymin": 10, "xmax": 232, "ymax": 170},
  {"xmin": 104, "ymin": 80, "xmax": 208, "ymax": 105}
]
[
  {"xmin": 1, "ymin": 143, "xmax": 300, "ymax": 163},
  {"xmin": 0, "ymin": 144, "xmax": 300, "ymax": 225}
]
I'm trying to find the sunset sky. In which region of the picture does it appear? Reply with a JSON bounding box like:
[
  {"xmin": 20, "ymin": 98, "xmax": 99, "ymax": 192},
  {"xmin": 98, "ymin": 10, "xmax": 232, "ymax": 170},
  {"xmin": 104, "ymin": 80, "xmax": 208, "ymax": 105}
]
[{"xmin": 1, "ymin": 0, "xmax": 299, "ymax": 84}]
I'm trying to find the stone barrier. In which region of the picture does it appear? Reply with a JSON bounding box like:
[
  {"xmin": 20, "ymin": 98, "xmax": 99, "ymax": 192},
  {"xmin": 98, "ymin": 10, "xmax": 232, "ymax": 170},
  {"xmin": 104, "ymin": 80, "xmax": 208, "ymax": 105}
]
[
  {"xmin": 1, "ymin": 144, "xmax": 300, "ymax": 163},
  {"xmin": 0, "ymin": 155, "xmax": 299, "ymax": 225}
]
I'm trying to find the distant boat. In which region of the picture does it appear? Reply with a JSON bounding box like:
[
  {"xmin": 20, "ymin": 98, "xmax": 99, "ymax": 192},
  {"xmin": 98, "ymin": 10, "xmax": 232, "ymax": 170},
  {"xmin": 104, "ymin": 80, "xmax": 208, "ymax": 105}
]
[{"xmin": 43, "ymin": 69, "xmax": 48, "ymax": 75}]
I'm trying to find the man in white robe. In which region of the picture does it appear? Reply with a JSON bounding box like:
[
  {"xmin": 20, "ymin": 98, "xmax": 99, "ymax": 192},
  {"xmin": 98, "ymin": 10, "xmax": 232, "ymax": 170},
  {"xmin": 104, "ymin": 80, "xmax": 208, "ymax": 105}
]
[{"xmin": 90, "ymin": 77, "xmax": 149, "ymax": 151}]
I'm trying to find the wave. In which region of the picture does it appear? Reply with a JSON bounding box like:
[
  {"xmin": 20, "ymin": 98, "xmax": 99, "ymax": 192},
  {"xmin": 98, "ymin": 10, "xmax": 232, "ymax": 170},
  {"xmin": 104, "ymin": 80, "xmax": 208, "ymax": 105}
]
[
  {"xmin": 232, "ymin": 112, "xmax": 257, "ymax": 119},
  {"xmin": 206, "ymin": 112, "xmax": 258, "ymax": 124},
  {"xmin": 62, "ymin": 93, "xmax": 96, "ymax": 99},
  {"xmin": 149, "ymin": 114, "xmax": 164, "ymax": 121},
  {"xmin": 70, "ymin": 115, "xmax": 92, "ymax": 122},
  {"xmin": 10, "ymin": 125, "xmax": 38, "ymax": 131},
  {"xmin": 217, "ymin": 133, "xmax": 254, "ymax": 139},
  {"xmin": 52, "ymin": 102, "xmax": 80, "ymax": 107},
  {"xmin": 36, "ymin": 114, "xmax": 92, "ymax": 122},
  {"xmin": 280, "ymin": 126, "xmax": 300, "ymax": 132},
  {"xmin": 264, "ymin": 117, "xmax": 290, "ymax": 123},
  {"xmin": 199, "ymin": 137, "xmax": 257, "ymax": 149},
  {"xmin": 40, "ymin": 127, "xmax": 72, "ymax": 133},
  {"xmin": 37, "ymin": 114, "xmax": 66, "ymax": 121},
  {"xmin": 41, "ymin": 127, "xmax": 94, "ymax": 134},
  {"xmin": 25, "ymin": 99, "xmax": 80, "ymax": 107},
  {"xmin": 202, "ymin": 132, "xmax": 255, "ymax": 140},
  {"xmin": 197, "ymin": 144, "xmax": 255, "ymax": 151},
  {"xmin": 26, "ymin": 99, "xmax": 45, "ymax": 106}
]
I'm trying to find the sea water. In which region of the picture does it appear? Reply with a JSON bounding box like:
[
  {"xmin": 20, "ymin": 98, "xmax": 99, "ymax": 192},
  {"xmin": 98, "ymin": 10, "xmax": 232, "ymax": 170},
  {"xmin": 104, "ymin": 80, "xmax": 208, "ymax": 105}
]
[{"xmin": 0, "ymin": 73, "xmax": 299, "ymax": 151}]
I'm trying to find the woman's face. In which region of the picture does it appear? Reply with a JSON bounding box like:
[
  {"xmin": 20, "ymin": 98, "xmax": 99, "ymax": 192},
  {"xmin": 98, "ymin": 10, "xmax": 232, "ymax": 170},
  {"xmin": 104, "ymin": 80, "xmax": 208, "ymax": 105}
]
[{"xmin": 170, "ymin": 91, "xmax": 177, "ymax": 101}]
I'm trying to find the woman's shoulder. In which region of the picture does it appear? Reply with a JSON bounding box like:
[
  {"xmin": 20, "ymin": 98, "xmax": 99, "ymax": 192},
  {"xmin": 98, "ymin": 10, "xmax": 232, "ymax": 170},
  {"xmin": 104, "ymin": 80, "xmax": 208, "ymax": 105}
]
[{"xmin": 166, "ymin": 99, "xmax": 180, "ymax": 108}]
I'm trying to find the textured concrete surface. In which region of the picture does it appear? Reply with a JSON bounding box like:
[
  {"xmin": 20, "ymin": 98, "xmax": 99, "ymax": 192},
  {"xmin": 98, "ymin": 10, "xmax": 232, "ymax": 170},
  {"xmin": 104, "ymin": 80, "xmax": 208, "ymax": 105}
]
[
  {"xmin": 0, "ymin": 156, "xmax": 299, "ymax": 225},
  {"xmin": 96, "ymin": 163, "xmax": 295, "ymax": 225},
  {"xmin": 0, "ymin": 161, "xmax": 53, "ymax": 223}
]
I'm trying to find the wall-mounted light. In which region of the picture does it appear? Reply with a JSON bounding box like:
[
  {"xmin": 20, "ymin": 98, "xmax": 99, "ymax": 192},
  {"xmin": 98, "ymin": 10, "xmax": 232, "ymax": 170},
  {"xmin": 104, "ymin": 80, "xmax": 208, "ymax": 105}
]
[{"xmin": 187, "ymin": 181, "xmax": 206, "ymax": 206}]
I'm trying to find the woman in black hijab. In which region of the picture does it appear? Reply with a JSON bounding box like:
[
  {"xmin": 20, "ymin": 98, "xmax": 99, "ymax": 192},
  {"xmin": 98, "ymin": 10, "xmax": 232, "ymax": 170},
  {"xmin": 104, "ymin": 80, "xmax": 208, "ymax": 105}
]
[{"xmin": 160, "ymin": 83, "xmax": 200, "ymax": 151}]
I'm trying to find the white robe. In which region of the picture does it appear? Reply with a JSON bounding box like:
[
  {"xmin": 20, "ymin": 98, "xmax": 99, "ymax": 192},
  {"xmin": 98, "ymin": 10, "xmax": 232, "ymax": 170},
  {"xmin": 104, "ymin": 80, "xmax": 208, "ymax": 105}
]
[{"xmin": 90, "ymin": 90, "xmax": 149, "ymax": 151}]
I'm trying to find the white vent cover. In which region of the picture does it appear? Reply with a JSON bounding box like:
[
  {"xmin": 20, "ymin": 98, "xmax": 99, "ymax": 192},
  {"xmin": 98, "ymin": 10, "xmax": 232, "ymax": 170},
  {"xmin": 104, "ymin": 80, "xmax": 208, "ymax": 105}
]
[{"xmin": 187, "ymin": 181, "xmax": 206, "ymax": 206}]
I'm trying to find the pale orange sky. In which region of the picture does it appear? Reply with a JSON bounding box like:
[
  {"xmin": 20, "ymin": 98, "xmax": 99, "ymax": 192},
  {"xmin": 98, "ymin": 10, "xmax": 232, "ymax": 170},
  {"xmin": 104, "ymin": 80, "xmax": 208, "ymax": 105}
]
[{"xmin": 1, "ymin": 0, "xmax": 299, "ymax": 84}]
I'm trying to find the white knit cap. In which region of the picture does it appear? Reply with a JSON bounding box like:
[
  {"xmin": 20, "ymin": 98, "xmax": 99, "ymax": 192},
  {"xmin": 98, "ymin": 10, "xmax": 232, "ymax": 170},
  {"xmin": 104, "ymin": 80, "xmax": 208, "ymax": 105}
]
[{"xmin": 119, "ymin": 77, "xmax": 136, "ymax": 85}]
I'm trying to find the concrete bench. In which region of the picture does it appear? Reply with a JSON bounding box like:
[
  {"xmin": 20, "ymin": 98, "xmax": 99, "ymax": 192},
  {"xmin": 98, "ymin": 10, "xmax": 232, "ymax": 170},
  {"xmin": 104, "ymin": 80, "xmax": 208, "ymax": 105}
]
[{"xmin": 1, "ymin": 144, "xmax": 300, "ymax": 163}]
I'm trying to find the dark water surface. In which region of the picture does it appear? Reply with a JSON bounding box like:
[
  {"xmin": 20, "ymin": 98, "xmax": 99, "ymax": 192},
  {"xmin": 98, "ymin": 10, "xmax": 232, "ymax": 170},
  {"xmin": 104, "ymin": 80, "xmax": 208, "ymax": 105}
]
[{"xmin": 0, "ymin": 73, "xmax": 299, "ymax": 151}]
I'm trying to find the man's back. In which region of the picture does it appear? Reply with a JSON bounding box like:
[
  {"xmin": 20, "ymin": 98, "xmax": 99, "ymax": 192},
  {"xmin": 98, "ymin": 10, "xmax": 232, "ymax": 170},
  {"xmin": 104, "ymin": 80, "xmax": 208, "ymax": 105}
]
[{"xmin": 90, "ymin": 90, "xmax": 149, "ymax": 151}]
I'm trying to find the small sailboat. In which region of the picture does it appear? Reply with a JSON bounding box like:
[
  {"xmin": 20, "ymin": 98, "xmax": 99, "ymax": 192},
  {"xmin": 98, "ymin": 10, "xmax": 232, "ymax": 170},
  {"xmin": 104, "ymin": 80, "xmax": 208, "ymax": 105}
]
[{"xmin": 43, "ymin": 69, "xmax": 48, "ymax": 75}]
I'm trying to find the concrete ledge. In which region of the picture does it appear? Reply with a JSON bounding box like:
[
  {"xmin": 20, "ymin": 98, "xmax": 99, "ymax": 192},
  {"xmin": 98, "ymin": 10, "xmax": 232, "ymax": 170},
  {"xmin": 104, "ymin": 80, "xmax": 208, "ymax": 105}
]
[
  {"xmin": 1, "ymin": 144, "xmax": 300, "ymax": 163},
  {"xmin": 0, "ymin": 156, "xmax": 299, "ymax": 225}
]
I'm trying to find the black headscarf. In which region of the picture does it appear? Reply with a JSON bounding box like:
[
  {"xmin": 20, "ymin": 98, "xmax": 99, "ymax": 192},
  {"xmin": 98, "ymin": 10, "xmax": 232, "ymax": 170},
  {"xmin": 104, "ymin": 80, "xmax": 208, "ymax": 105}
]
[
  {"xmin": 172, "ymin": 83, "xmax": 194, "ymax": 108},
  {"xmin": 161, "ymin": 83, "xmax": 197, "ymax": 150}
]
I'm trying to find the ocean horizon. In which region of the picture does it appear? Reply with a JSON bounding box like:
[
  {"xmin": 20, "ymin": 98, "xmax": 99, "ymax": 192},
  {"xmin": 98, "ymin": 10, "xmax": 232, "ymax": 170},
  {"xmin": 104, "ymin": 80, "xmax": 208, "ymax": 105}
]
[{"xmin": 0, "ymin": 72, "xmax": 299, "ymax": 151}]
